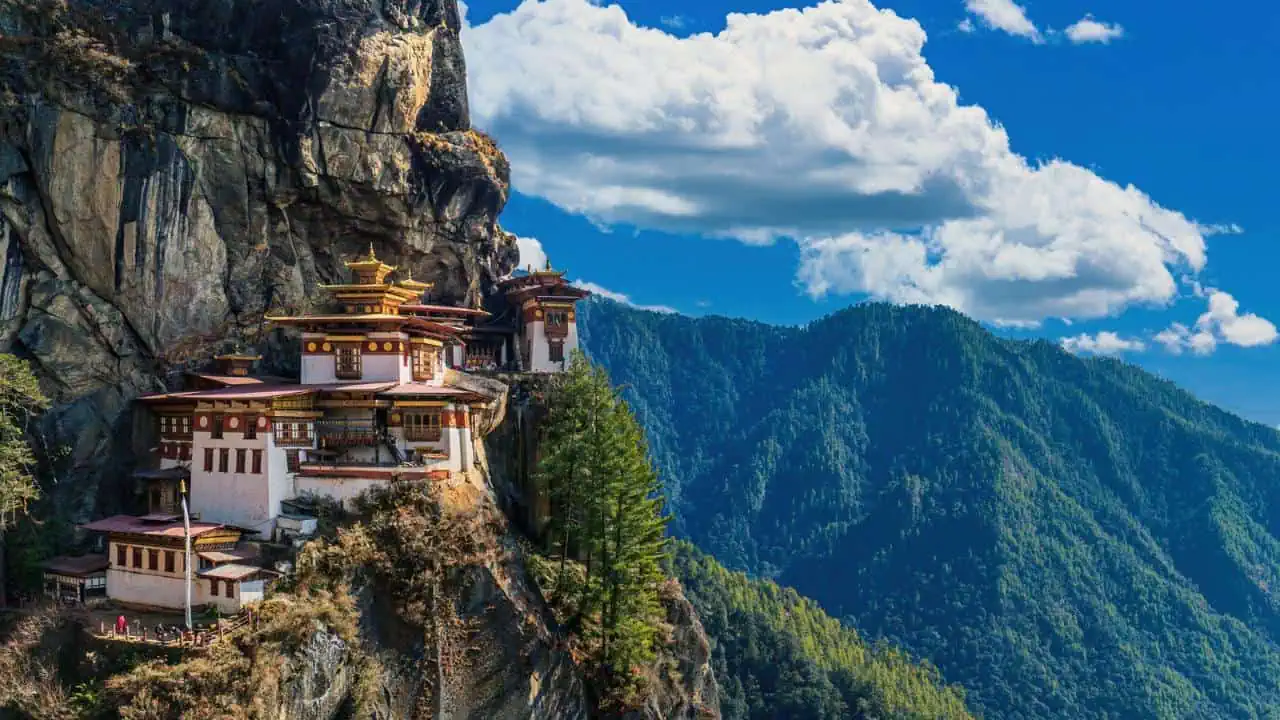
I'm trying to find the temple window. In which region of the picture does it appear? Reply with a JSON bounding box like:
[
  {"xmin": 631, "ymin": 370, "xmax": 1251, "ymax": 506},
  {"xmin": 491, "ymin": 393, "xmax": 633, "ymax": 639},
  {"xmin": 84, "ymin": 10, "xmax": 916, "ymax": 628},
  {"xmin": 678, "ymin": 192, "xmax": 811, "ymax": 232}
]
[
  {"xmin": 252, "ymin": 449, "xmax": 263, "ymax": 474},
  {"xmin": 549, "ymin": 341, "xmax": 565, "ymax": 363},
  {"xmin": 116, "ymin": 545, "xmax": 126, "ymax": 567},
  {"xmin": 164, "ymin": 551, "xmax": 175, "ymax": 573},
  {"xmin": 211, "ymin": 415, "xmax": 224, "ymax": 439},
  {"xmin": 148, "ymin": 550, "xmax": 159, "ymax": 571},
  {"xmin": 225, "ymin": 582, "xmax": 235, "ymax": 599},
  {"xmin": 203, "ymin": 448, "xmax": 214, "ymax": 472},
  {"xmin": 244, "ymin": 415, "xmax": 257, "ymax": 439},
  {"xmin": 404, "ymin": 412, "xmax": 443, "ymax": 442},
  {"xmin": 132, "ymin": 547, "xmax": 142, "ymax": 568},
  {"xmin": 335, "ymin": 345, "xmax": 362, "ymax": 379},
  {"xmin": 411, "ymin": 345, "xmax": 436, "ymax": 381},
  {"xmin": 218, "ymin": 448, "xmax": 229, "ymax": 473},
  {"xmin": 235, "ymin": 448, "xmax": 246, "ymax": 473},
  {"xmin": 180, "ymin": 416, "xmax": 191, "ymax": 437},
  {"xmin": 210, "ymin": 579, "xmax": 219, "ymax": 596},
  {"xmin": 286, "ymin": 450, "xmax": 301, "ymax": 472}
]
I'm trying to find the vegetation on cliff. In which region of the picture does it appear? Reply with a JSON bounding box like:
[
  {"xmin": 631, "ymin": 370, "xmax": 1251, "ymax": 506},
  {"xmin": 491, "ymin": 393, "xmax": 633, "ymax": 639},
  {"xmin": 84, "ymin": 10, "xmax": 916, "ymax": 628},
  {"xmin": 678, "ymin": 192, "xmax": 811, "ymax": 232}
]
[
  {"xmin": 531, "ymin": 353, "xmax": 674, "ymax": 709},
  {"xmin": 671, "ymin": 542, "xmax": 973, "ymax": 719},
  {"xmin": 0, "ymin": 354, "xmax": 49, "ymax": 604},
  {"xmin": 580, "ymin": 298, "xmax": 1280, "ymax": 719}
]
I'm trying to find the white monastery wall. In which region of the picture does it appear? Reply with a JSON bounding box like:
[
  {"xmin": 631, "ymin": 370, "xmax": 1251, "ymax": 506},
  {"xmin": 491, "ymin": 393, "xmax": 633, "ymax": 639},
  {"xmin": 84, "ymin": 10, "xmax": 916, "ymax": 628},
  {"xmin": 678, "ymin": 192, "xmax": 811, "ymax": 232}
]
[
  {"xmin": 294, "ymin": 476, "xmax": 387, "ymax": 509},
  {"xmin": 191, "ymin": 429, "xmax": 274, "ymax": 534}
]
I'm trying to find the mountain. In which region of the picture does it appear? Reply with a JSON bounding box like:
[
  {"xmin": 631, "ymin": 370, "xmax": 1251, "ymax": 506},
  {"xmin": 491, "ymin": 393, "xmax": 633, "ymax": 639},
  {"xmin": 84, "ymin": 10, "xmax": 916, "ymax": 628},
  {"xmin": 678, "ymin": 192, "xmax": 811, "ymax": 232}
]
[
  {"xmin": 670, "ymin": 541, "xmax": 973, "ymax": 720},
  {"xmin": 0, "ymin": 0, "xmax": 517, "ymax": 516},
  {"xmin": 580, "ymin": 298, "xmax": 1280, "ymax": 720}
]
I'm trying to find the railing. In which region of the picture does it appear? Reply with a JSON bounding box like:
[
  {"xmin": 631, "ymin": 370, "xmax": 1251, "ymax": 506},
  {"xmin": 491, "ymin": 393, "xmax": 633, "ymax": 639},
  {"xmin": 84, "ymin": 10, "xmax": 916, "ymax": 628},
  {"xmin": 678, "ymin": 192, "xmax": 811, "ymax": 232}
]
[
  {"xmin": 273, "ymin": 427, "xmax": 313, "ymax": 446},
  {"xmin": 96, "ymin": 610, "xmax": 257, "ymax": 649},
  {"xmin": 273, "ymin": 396, "xmax": 314, "ymax": 411},
  {"xmin": 404, "ymin": 426, "xmax": 443, "ymax": 442},
  {"xmin": 316, "ymin": 420, "xmax": 378, "ymax": 447}
]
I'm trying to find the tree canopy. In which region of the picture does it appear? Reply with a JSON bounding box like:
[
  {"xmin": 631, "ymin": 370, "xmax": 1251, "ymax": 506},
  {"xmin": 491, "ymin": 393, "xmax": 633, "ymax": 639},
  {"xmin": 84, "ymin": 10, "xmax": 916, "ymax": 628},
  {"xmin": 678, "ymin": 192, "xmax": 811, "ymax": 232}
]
[{"xmin": 581, "ymin": 298, "xmax": 1280, "ymax": 719}]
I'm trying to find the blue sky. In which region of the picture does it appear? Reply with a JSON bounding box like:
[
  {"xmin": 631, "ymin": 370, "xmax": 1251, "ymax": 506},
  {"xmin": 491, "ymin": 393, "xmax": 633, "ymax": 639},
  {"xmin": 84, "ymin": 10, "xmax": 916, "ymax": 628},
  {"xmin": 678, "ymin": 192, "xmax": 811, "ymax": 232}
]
[{"xmin": 459, "ymin": 0, "xmax": 1280, "ymax": 424}]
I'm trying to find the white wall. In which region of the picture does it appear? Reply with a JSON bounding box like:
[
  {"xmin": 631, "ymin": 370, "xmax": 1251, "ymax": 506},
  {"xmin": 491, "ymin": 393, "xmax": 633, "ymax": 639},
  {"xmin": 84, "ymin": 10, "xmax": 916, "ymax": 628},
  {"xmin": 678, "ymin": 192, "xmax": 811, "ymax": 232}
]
[
  {"xmin": 195, "ymin": 576, "xmax": 244, "ymax": 614},
  {"xmin": 522, "ymin": 314, "xmax": 580, "ymax": 373},
  {"xmin": 294, "ymin": 476, "xmax": 387, "ymax": 508},
  {"xmin": 301, "ymin": 354, "xmax": 338, "ymax": 385},
  {"xmin": 107, "ymin": 568, "xmax": 187, "ymax": 609},
  {"xmin": 191, "ymin": 430, "xmax": 274, "ymax": 535},
  {"xmin": 300, "ymin": 332, "xmax": 412, "ymax": 384}
]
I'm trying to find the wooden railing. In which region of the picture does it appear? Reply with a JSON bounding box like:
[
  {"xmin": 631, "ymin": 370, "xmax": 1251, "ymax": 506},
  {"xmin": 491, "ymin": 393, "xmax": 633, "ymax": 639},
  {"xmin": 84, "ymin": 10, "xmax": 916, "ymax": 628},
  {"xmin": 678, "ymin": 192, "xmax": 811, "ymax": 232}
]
[{"xmin": 404, "ymin": 426, "xmax": 442, "ymax": 442}]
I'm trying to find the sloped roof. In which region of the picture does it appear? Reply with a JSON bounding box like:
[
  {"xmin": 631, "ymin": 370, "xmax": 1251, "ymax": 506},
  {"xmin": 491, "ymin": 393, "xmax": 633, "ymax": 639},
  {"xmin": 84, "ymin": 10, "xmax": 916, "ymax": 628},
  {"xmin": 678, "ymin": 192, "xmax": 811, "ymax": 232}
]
[{"xmin": 80, "ymin": 514, "xmax": 228, "ymax": 538}]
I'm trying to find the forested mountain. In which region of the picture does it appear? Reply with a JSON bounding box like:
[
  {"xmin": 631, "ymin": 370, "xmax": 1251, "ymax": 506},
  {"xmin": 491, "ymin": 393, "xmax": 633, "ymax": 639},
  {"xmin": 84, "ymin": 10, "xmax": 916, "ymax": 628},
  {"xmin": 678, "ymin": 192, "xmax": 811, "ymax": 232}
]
[
  {"xmin": 670, "ymin": 541, "xmax": 973, "ymax": 719},
  {"xmin": 580, "ymin": 299, "xmax": 1280, "ymax": 719}
]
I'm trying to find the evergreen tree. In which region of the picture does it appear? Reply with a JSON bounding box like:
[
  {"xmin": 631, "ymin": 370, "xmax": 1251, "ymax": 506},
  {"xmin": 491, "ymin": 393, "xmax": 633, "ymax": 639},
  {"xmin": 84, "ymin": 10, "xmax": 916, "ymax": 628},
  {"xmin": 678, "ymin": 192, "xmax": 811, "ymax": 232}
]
[
  {"xmin": 0, "ymin": 354, "xmax": 47, "ymax": 605},
  {"xmin": 535, "ymin": 351, "xmax": 670, "ymax": 700}
]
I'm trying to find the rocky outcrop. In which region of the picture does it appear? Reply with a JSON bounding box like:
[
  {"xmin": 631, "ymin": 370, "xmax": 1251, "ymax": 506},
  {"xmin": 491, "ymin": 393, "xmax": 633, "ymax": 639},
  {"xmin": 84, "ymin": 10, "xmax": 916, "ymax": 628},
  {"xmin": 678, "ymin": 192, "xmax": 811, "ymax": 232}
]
[{"xmin": 0, "ymin": 0, "xmax": 518, "ymax": 512}]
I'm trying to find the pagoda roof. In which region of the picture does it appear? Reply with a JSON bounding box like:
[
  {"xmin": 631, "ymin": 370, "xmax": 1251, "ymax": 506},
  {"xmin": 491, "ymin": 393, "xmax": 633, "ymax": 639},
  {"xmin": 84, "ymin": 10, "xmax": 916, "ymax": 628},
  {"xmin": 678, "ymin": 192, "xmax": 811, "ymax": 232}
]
[
  {"xmin": 42, "ymin": 554, "xmax": 109, "ymax": 577},
  {"xmin": 185, "ymin": 373, "xmax": 265, "ymax": 387},
  {"xmin": 139, "ymin": 385, "xmax": 314, "ymax": 403},
  {"xmin": 307, "ymin": 381, "xmax": 398, "ymax": 393},
  {"xmin": 380, "ymin": 383, "xmax": 492, "ymax": 403},
  {"xmin": 400, "ymin": 303, "xmax": 490, "ymax": 317},
  {"xmin": 81, "ymin": 514, "xmax": 229, "ymax": 538},
  {"xmin": 265, "ymin": 313, "xmax": 461, "ymax": 337}
]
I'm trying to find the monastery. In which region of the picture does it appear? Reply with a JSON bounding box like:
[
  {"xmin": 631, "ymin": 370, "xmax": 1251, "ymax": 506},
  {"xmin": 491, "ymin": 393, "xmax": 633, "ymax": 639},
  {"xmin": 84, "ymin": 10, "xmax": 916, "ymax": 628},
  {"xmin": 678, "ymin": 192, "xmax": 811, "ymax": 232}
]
[{"xmin": 41, "ymin": 249, "xmax": 589, "ymax": 615}]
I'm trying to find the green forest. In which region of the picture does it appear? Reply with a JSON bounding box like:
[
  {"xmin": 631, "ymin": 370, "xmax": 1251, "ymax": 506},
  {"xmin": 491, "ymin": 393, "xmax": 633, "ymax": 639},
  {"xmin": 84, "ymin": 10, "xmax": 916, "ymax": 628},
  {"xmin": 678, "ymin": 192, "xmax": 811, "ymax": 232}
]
[
  {"xmin": 671, "ymin": 541, "xmax": 973, "ymax": 719},
  {"xmin": 580, "ymin": 298, "xmax": 1280, "ymax": 719}
]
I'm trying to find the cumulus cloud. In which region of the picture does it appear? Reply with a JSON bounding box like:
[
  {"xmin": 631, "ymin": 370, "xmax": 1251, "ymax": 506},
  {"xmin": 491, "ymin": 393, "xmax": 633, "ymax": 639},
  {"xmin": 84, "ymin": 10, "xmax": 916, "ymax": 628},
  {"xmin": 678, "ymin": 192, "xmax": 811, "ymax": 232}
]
[
  {"xmin": 514, "ymin": 234, "xmax": 550, "ymax": 272},
  {"xmin": 463, "ymin": 0, "xmax": 1212, "ymax": 326},
  {"xmin": 1155, "ymin": 289, "xmax": 1277, "ymax": 355},
  {"xmin": 1060, "ymin": 331, "xmax": 1145, "ymax": 356},
  {"xmin": 576, "ymin": 281, "xmax": 678, "ymax": 314},
  {"xmin": 1064, "ymin": 15, "xmax": 1125, "ymax": 44},
  {"xmin": 660, "ymin": 14, "xmax": 688, "ymax": 29},
  {"xmin": 964, "ymin": 0, "xmax": 1042, "ymax": 41}
]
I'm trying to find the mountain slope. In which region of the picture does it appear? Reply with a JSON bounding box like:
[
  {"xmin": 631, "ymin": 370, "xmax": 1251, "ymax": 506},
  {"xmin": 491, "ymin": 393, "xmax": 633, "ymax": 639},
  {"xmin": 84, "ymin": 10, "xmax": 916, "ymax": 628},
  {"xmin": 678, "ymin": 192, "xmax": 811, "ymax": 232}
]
[
  {"xmin": 670, "ymin": 541, "xmax": 973, "ymax": 719},
  {"xmin": 580, "ymin": 298, "xmax": 1280, "ymax": 720}
]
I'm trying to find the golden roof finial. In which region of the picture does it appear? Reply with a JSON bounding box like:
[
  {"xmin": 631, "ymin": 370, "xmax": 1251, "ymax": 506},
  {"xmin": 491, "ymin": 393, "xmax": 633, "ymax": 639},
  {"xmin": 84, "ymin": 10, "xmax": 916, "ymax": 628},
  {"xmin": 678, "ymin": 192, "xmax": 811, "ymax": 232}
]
[
  {"xmin": 367, "ymin": 242, "xmax": 377, "ymax": 261},
  {"xmin": 545, "ymin": 258, "xmax": 552, "ymax": 271}
]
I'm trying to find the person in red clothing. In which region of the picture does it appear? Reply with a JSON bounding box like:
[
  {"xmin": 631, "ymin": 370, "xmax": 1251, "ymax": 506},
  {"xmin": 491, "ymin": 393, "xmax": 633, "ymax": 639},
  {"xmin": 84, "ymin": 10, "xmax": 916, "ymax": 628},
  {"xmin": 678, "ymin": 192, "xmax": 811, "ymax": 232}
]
[{"xmin": 115, "ymin": 615, "xmax": 127, "ymax": 634}]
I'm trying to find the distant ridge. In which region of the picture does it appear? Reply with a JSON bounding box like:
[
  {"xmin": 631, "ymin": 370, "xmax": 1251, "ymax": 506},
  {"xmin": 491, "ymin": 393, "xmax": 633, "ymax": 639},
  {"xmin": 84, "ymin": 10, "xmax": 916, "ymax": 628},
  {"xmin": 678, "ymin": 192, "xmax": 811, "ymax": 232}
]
[{"xmin": 582, "ymin": 298, "xmax": 1280, "ymax": 719}]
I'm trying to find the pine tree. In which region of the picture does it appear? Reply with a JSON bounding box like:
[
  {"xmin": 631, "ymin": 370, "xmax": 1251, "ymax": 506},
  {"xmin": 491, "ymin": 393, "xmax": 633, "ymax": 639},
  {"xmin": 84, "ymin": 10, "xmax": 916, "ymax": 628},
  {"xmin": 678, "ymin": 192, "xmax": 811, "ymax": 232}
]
[
  {"xmin": 535, "ymin": 351, "xmax": 670, "ymax": 700},
  {"xmin": 0, "ymin": 354, "xmax": 47, "ymax": 606}
]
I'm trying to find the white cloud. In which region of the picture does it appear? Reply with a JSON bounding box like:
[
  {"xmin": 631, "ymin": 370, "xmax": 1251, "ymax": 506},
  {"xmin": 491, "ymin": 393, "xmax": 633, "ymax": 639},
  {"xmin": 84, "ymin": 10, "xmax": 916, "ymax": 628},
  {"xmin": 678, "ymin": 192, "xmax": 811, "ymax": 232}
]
[
  {"xmin": 957, "ymin": 17, "xmax": 976, "ymax": 33},
  {"xmin": 660, "ymin": 14, "xmax": 687, "ymax": 29},
  {"xmin": 1064, "ymin": 15, "xmax": 1125, "ymax": 44},
  {"xmin": 575, "ymin": 281, "xmax": 678, "ymax": 314},
  {"xmin": 964, "ymin": 0, "xmax": 1042, "ymax": 41},
  {"xmin": 463, "ymin": 0, "xmax": 1212, "ymax": 326},
  {"xmin": 1155, "ymin": 289, "xmax": 1277, "ymax": 355},
  {"xmin": 514, "ymin": 234, "xmax": 550, "ymax": 272},
  {"xmin": 1196, "ymin": 222, "xmax": 1244, "ymax": 236},
  {"xmin": 1061, "ymin": 331, "xmax": 1146, "ymax": 356}
]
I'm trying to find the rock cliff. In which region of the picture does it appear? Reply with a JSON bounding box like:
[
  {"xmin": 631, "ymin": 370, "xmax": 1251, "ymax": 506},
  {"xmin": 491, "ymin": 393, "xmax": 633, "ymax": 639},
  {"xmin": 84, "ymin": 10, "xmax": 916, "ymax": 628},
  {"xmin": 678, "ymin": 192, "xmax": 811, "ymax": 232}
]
[{"xmin": 0, "ymin": 0, "xmax": 518, "ymax": 510}]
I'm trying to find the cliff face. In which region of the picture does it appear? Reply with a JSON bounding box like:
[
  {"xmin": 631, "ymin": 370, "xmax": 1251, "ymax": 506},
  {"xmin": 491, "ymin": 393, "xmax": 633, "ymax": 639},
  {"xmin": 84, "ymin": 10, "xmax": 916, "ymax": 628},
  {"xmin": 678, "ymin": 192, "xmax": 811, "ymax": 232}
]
[{"xmin": 0, "ymin": 0, "xmax": 517, "ymax": 511}]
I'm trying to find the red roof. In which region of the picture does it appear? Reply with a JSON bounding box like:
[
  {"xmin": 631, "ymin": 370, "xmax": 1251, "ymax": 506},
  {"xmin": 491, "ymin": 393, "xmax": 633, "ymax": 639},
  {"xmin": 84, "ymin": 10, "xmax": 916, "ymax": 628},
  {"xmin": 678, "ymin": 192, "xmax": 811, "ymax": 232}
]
[
  {"xmin": 140, "ymin": 385, "xmax": 314, "ymax": 402},
  {"xmin": 80, "ymin": 514, "xmax": 229, "ymax": 538},
  {"xmin": 186, "ymin": 373, "xmax": 265, "ymax": 386},
  {"xmin": 306, "ymin": 381, "xmax": 398, "ymax": 393},
  {"xmin": 43, "ymin": 554, "xmax": 109, "ymax": 576},
  {"xmin": 380, "ymin": 383, "xmax": 491, "ymax": 401},
  {"xmin": 198, "ymin": 563, "xmax": 265, "ymax": 581}
]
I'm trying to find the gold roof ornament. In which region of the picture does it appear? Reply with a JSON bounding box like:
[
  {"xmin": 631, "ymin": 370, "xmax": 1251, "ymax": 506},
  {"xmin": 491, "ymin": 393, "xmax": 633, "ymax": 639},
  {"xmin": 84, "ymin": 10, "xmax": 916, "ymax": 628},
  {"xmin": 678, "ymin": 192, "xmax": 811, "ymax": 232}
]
[
  {"xmin": 344, "ymin": 243, "xmax": 397, "ymax": 285},
  {"xmin": 396, "ymin": 266, "xmax": 432, "ymax": 294}
]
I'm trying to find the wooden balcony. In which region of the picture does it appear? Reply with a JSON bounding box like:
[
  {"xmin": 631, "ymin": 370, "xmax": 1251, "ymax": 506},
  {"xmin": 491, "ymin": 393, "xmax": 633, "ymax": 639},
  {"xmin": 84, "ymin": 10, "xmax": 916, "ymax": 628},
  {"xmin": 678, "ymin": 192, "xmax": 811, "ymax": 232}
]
[{"xmin": 404, "ymin": 427, "xmax": 442, "ymax": 442}]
